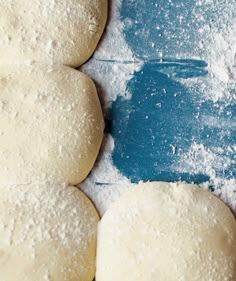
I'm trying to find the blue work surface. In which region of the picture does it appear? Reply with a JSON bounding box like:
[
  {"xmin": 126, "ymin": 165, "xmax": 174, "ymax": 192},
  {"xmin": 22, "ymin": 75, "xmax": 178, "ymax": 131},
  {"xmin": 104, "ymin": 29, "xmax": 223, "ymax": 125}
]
[{"xmin": 108, "ymin": 0, "xmax": 236, "ymax": 185}]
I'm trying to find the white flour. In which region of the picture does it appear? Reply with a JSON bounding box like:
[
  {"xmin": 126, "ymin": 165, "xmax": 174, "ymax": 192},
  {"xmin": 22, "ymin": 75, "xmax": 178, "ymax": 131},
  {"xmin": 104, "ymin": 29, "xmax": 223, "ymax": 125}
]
[
  {"xmin": 177, "ymin": 0, "xmax": 236, "ymax": 212},
  {"xmin": 185, "ymin": 0, "xmax": 236, "ymax": 102},
  {"xmin": 81, "ymin": 0, "xmax": 136, "ymax": 214},
  {"xmin": 81, "ymin": 135, "xmax": 132, "ymax": 215},
  {"xmin": 81, "ymin": 0, "xmax": 142, "ymax": 109},
  {"xmin": 81, "ymin": 0, "xmax": 236, "ymax": 215}
]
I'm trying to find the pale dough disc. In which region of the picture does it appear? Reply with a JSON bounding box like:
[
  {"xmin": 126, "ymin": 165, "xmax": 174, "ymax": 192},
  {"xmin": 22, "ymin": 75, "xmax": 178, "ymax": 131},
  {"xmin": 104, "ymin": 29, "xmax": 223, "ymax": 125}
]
[
  {"xmin": 0, "ymin": 183, "xmax": 99, "ymax": 281},
  {"xmin": 0, "ymin": 0, "xmax": 107, "ymax": 67},
  {"xmin": 96, "ymin": 182, "xmax": 236, "ymax": 281},
  {"xmin": 0, "ymin": 64, "xmax": 104, "ymax": 185}
]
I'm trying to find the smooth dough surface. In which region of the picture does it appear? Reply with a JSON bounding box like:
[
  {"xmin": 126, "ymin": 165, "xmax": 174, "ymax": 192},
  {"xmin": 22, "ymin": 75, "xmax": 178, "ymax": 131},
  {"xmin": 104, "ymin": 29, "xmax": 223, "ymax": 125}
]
[
  {"xmin": 97, "ymin": 182, "xmax": 236, "ymax": 281},
  {"xmin": 0, "ymin": 64, "xmax": 104, "ymax": 185},
  {"xmin": 0, "ymin": 0, "xmax": 107, "ymax": 67},
  {"xmin": 0, "ymin": 183, "xmax": 99, "ymax": 281}
]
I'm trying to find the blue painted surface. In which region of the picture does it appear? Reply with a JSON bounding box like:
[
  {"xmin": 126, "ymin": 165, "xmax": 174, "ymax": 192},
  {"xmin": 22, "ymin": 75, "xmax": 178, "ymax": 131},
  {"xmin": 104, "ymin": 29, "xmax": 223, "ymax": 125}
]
[
  {"xmin": 109, "ymin": 0, "xmax": 236, "ymax": 185},
  {"xmin": 120, "ymin": 0, "xmax": 203, "ymax": 60}
]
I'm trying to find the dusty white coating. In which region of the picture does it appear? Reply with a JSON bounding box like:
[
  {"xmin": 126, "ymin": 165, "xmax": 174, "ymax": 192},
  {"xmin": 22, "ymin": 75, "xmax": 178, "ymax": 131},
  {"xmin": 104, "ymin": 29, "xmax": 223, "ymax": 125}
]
[
  {"xmin": 81, "ymin": 135, "xmax": 132, "ymax": 215},
  {"xmin": 80, "ymin": 0, "xmax": 139, "ymax": 214},
  {"xmin": 0, "ymin": 63, "xmax": 104, "ymax": 185},
  {"xmin": 192, "ymin": 0, "xmax": 236, "ymax": 102},
  {"xmin": 81, "ymin": 0, "xmax": 236, "ymax": 216},
  {"xmin": 175, "ymin": 4, "xmax": 236, "ymax": 215},
  {"xmin": 0, "ymin": 183, "xmax": 99, "ymax": 281},
  {"xmin": 0, "ymin": 0, "xmax": 107, "ymax": 67},
  {"xmin": 97, "ymin": 182, "xmax": 236, "ymax": 281},
  {"xmin": 82, "ymin": 0, "xmax": 141, "ymax": 108}
]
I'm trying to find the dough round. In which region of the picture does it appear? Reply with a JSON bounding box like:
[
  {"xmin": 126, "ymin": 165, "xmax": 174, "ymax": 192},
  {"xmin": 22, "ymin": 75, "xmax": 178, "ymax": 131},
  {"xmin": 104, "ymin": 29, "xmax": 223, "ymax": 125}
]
[
  {"xmin": 0, "ymin": 0, "xmax": 107, "ymax": 67},
  {"xmin": 0, "ymin": 183, "xmax": 99, "ymax": 281},
  {"xmin": 0, "ymin": 64, "xmax": 104, "ymax": 185},
  {"xmin": 97, "ymin": 182, "xmax": 236, "ymax": 281}
]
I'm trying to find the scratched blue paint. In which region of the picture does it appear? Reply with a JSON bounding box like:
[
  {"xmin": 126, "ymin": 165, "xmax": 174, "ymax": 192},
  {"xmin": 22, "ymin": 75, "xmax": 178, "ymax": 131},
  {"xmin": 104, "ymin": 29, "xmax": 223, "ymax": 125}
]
[{"xmin": 109, "ymin": 0, "xmax": 236, "ymax": 185}]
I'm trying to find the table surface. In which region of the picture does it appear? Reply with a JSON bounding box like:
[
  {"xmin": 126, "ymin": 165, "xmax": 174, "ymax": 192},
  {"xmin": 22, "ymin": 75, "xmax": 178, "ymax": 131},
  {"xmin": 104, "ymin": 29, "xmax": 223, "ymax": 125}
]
[{"xmin": 106, "ymin": 0, "xmax": 236, "ymax": 187}]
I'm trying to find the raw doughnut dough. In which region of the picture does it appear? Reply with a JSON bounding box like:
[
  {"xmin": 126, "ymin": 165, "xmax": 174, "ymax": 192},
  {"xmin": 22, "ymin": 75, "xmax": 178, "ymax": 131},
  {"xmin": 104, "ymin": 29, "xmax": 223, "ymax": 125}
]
[
  {"xmin": 0, "ymin": 64, "xmax": 104, "ymax": 185},
  {"xmin": 0, "ymin": 183, "xmax": 99, "ymax": 281},
  {"xmin": 0, "ymin": 0, "xmax": 107, "ymax": 67},
  {"xmin": 96, "ymin": 182, "xmax": 236, "ymax": 281}
]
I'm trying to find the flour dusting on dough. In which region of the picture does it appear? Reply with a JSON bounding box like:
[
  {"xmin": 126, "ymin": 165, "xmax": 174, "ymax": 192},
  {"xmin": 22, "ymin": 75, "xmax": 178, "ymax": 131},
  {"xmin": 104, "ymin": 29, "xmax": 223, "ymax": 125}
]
[{"xmin": 81, "ymin": 0, "xmax": 142, "ymax": 108}]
